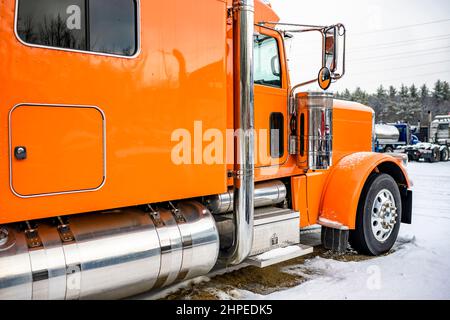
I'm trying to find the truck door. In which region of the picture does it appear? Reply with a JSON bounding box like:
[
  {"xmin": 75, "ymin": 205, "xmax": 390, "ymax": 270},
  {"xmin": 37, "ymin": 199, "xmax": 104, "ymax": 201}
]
[{"xmin": 253, "ymin": 27, "xmax": 289, "ymax": 170}]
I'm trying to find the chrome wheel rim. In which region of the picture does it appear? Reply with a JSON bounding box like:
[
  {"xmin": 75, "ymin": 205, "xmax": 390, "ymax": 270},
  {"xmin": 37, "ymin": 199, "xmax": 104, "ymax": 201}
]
[{"xmin": 371, "ymin": 189, "xmax": 398, "ymax": 242}]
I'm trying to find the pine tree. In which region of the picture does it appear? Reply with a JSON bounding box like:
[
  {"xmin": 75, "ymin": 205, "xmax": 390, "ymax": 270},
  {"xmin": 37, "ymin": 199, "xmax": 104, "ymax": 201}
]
[
  {"xmin": 388, "ymin": 86, "xmax": 397, "ymax": 99},
  {"xmin": 409, "ymin": 84, "xmax": 421, "ymax": 125},
  {"xmin": 352, "ymin": 87, "xmax": 369, "ymax": 105},
  {"xmin": 442, "ymin": 81, "xmax": 450, "ymax": 101},
  {"xmin": 335, "ymin": 91, "xmax": 341, "ymax": 99},
  {"xmin": 420, "ymin": 84, "xmax": 429, "ymax": 101},
  {"xmin": 342, "ymin": 88, "xmax": 352, "ymax": 101},
  {"xmin": 393, "ymin": 84, "xmax": 410, "ymax": 122},
  {"xmin": 338, "ymin": 80, "xmax": 449, "ymax": 125},
  {"xmin": 433, "ymin": 80, "xmax": 444, "ymax": 103},
  {"xmin": 386, "ymin": 85, "xmax": 398, "ymax": 121},
  {"xmin": 409, "ymin": 84, "xmax": 418, "ymax": 99},
  {"xmin": 419, "ymin": 84, "xmax": 430, "ymax": 124},
  {"xmin": 374, "ymin": 85, "xmax": 389, "ymax": 122}
]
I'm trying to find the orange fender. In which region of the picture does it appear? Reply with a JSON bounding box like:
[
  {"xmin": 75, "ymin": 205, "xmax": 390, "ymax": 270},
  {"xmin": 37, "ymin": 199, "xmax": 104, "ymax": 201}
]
[{"xmin": 319, "ymin": 152, "xmax": 411, "ymax": 230}]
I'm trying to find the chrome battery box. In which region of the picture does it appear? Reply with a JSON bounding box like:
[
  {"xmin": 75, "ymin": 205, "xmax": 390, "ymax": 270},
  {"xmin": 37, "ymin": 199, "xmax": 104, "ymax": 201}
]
[{"xmin": 215, "ymin": 207, "xmax": 300, "ymax": 257}]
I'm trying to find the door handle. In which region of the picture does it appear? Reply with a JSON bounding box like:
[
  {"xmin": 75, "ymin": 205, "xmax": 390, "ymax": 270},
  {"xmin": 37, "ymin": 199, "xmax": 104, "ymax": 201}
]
[{"xmin": 14, "ymin": 146, "xmax": 27, "ymax": 160}]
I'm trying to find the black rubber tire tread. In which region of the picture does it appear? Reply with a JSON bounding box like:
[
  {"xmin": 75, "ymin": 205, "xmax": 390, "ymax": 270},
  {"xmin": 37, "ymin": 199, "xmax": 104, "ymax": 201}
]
[
  {"xmin": 440, "ymin": 147, "xmax": 449, "ymax": 162},
  {"xmin": 349, "ymin": 173, "xmax": 402, "ymax": 256},
  {"xmin": 429, "ymin": 148, "xmax": 440, "ymax": 163}
]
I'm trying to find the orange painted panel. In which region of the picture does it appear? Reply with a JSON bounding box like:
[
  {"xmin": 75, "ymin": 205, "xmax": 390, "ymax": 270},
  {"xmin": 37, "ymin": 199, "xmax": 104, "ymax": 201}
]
[
  {"xmin": 320, "ymin": 152, "xmax": 410, "ymax": 229},
  {"xmin": 0, "ymin": 0, "xmax": 228, "ymax": 223},
  {"xmin": 332, "ymin": 100, "xmax": 374, "ymax": 164},
  {"xmin": 254, "ymin": 85, "xmax": 288, "ymax": 168},
  {"xmin": 306, "ymin": 171, "xmax": 329, "ymax": 225},
  {"xmin": 253, "ymin": 25, "xmax": 289, "ymax": 170},
  {"xmin": 291, "ymin": 175, "xmax": 309, "ymax": 227},
  {"xmin": 10, "ymin": 105, "xmax": 104, "ymax": 196}
]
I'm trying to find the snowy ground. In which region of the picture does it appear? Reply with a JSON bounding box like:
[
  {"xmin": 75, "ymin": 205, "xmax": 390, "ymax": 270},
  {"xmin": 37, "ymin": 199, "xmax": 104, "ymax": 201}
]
[
  {"xmin": 237, "ymin": 161, "xmax": 450, "ymax": 300},
  {"xmin": 139, "ymin": 161, "xmax": 450, "ymax": 300}
]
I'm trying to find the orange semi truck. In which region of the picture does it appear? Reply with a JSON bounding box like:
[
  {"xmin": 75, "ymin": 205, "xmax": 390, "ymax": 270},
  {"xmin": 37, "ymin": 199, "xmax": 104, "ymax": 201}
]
[{"xmin": 0, "ymin": 0, "xmax": 412, "ymax": 299}]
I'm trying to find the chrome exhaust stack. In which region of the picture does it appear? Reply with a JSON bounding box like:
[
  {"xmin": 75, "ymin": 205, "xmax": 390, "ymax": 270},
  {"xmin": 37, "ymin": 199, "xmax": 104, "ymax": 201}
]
[{"xmin": 220, "ymin": 0, "xmax": 255, "ymax": 266}]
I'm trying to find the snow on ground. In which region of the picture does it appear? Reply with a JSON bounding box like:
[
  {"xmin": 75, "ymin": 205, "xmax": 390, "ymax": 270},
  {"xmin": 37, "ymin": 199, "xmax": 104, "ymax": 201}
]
[{"xmin": 231, "ymin": 161, "xmax": 450, "ymax": 300}]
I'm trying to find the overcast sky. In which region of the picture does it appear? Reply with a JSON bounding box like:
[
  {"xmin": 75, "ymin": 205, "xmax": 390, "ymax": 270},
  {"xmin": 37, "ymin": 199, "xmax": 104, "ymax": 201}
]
[{"xmin": 270, "ymin": 0, "xmax": 450, "ymax": 93}]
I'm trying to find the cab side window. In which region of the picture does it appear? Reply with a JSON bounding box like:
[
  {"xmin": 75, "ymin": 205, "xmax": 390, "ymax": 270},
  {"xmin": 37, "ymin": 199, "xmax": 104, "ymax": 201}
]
[
  {"xmin": 17, "ymin": 0, "xmax": 137, "ymax": 57},
  {"xmin": 254, "ymin": 35, "xmax": 282, "ymax": 88},
  {"xmin": 438, "ymin": 123, "xmax": 450, "ymax": 135}
]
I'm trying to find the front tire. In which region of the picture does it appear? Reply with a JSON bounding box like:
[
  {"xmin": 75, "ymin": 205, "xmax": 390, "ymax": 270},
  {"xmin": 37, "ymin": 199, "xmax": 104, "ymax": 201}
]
[
  {"xmin": 428, "ymin": 147, "xmax": 440, "ymax": 163},
  {"xmin": 440, "ymin": 147, "xmax": 449, "ymax": 162},
  {"xmin": 349, "ymin": 174, "xmax": 402, "ymax": 256}
]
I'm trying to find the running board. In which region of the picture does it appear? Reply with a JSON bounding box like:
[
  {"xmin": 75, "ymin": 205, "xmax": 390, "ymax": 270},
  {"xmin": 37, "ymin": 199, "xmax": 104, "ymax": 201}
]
[
  {"xmin": 215, "ymin": 207, "xmax": 314, "ymax": 268},
  {"xmin": 245, "ymin": 244, "xmax": 313, "ymax": 268}
]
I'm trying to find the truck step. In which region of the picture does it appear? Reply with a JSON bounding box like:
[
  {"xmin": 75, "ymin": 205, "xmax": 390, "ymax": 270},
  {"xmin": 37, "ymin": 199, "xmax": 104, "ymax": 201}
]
[
  {"xmin": 215, "ymin": 206, "xmax": 314, "ymax": 268},
  {"xmin": 245, "ymin": 244, "xmax": 313, "ymax": 268}
]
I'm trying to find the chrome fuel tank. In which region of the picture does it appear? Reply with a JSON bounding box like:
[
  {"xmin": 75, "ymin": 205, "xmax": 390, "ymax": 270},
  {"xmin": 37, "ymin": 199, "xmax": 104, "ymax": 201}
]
[{"xmin": 0, "ymin": 201, "xmax": 219, "ymax": 300}]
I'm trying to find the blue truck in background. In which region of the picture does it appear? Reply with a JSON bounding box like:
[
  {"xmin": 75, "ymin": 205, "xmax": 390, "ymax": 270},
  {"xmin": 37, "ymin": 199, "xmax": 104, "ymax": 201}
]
[
  {"xmin": 374, "ymin": 123, "xmax": 418, "ymax": 153},
  {"xmin": 375, "ymin": 122, "xmax": 449, "ymax": 162}
]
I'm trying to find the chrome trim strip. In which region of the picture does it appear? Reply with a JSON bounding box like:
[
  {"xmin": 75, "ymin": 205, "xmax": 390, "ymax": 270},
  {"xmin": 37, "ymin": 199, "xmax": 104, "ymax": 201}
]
[
  {"xmin": 13, "ymin": 0, "xmax": 141, "ymax": 60},
  {"xmin": 8, "ymin": 103, "xmax": 107, "ymax": 198}
]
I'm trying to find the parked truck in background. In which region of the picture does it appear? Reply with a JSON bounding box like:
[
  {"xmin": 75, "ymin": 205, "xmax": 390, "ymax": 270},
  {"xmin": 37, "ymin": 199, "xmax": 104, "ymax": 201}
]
[
  {"xmin": 430, "ymin": 115, "xmax": 450, "ymax": 147},
  {"xmin": 398, "ymin": 142, "xmax": 448, "ymax": 162},
  {"xmin": 429, "ymin": 115, "xmax": 450, "ymax": 161},
  {"xmin": 0, "ymin": 0, "xmax": 413, "ymax": 300},
  {"xmin": 395, "ymin": 116, "xmax": 450, "ymax": 162},
  {"xmin": 375, "ymin": 123, "xmax": 418, "ymax": 153}
]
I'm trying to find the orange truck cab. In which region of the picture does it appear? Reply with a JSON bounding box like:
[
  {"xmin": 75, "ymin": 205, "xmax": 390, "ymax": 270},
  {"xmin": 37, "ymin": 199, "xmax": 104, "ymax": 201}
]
[{"xmin": 0, "ymin": 0, "xmax": 412, "ymax": 299}]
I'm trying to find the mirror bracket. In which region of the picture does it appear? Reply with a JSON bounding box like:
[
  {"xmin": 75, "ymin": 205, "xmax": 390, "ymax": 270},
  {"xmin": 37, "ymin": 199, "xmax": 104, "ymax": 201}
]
[{"xmin": 259, "ymin": 21, "xmax": 346, "ymax": 85}]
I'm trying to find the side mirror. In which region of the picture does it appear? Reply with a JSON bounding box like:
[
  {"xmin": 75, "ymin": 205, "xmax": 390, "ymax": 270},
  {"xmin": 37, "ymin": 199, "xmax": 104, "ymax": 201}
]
[
  {"xmin": 324, "ymin": 27, "xmax": 338, "ymax": 72},
  {"xmin": 279, "ymin": 22, "xmax": 346, "ymax": 91},
  {"xmin": 318, "ymin": 67, "xmax": 331, "ymax": 90},
  {"xmin": 322, "ymin": 24, "xmax": 345, "ymax": 81}
]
